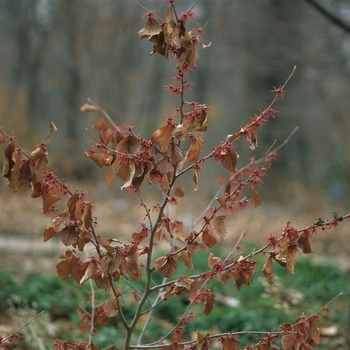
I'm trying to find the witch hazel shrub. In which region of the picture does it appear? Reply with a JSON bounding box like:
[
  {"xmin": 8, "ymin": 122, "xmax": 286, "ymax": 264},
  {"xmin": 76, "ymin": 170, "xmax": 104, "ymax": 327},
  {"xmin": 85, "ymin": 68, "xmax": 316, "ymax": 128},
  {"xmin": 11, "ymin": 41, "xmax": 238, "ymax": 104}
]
[{"xmin": 1, "ymin": 2, "xmax": 348, "ymax": 350}]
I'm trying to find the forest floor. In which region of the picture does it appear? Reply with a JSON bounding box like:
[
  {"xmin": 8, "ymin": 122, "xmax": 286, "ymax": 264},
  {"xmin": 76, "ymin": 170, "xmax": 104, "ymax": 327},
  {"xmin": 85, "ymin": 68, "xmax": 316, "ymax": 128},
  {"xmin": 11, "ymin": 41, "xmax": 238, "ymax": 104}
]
[{"xmin": 1, "ymin": 184, "xmax": 350, "ymax": 278}]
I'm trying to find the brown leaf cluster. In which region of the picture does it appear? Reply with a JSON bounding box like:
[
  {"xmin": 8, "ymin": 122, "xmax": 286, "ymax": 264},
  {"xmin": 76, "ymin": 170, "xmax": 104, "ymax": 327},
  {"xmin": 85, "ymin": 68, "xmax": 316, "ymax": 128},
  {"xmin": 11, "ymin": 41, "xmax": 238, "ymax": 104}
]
[
  {"xmin": 1, "ymin": 142, "xmax": 65, "ymax": 214},
  {"xmin": 92, "ymin": 117, "xmax": 125, "ymax": 149},
  {"xmin": 162, "ymin": 274, "xmax": 200, "ymax": 299},
  {"xmin": 138, "ymin": 8, "xmax": 199, "ymax": 68},
  {"xmin": 281, "ymin": 315, "xmax": 320, "ymax": 350},
  {"xmin": 230, "ymin": 259, "xmax": 257, "ymax": 290},
  {"xmin": 44, "ymin": 193, "xmax": 93, "ymax": 251},
  {"xmin": 3, "ymin": 143, "xmax": 48, "ymax": 193},
  {"xmin": 276, "ymin": 222, "xmax": 302, "ymax": 275},
  {"xmin": 220, "ymin": 334, "xmax": 240, "ymax": 350}
]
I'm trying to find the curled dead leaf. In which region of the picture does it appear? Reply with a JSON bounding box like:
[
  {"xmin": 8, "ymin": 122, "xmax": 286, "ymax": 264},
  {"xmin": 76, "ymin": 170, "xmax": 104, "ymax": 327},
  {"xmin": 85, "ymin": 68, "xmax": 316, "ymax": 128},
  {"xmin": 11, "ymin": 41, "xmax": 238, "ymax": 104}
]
[
  {"xmin": 49, "ymin": 120, "xmax": 58, "ymax": 133},
  {"xmin": 138, "ymin": 16, "xmax": 161, "ymax": 38},
  {"xmin": 80, "ymin": 103, "xmax": 99, "ymax": 113},
  {"xmin": 85, "ymin": 150, "xmax": 110, "ymax": 168}
]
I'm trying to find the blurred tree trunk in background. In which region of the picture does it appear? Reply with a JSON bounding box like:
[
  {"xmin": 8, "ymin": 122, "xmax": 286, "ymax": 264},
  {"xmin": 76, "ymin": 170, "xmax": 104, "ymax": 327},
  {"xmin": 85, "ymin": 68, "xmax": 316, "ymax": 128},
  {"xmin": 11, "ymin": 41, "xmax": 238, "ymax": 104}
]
[{"xmin": 0, "ymin": 0, "xmax": 350, "ymax": 199}]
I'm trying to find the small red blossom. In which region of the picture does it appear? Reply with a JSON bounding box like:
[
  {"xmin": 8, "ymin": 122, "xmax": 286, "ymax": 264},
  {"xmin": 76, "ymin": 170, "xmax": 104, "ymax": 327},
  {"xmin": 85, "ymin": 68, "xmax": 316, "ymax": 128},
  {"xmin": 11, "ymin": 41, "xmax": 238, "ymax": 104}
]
[
  {"xmin": 127, "ymin": 185, "xmax": 138, "ymax": 197},
  {"xmin": 123, "ymin": 124, "xmax": 135, "ymax": 133},
  {"xmin": 142, "ymin": 11, "xmax": 157, "ymax": 20},
  {"xmin": 179, "ymin": 11, "xmax": 196, "ymax": 24},
  {"xmin": 267, "ymin": 235, "xmax": 279, "ymax": 249},
  {"xmin": 164, "ymin": 84, "xmax": 182, "ymax": 97},
  {"xmin": 271, "ymin": 85, "xmax": 286, "ymax": 98},
  {"xmin": 192, "ymin": 24, "xmax": 204, "ymax": 38},
  {"xmin": 180, "ymin": 313, "xmax": 196, "ymax": 323},
  {"xmin": 168, "ymin": 196, "xmax": 178, "ymax": 206},
  {"xmin": 151, "ymin": 203, "xmax": 161, "ymax": 212},
  {"xmin": 329, "ymin": 219, "xmax": 341, "ymax": 229}
]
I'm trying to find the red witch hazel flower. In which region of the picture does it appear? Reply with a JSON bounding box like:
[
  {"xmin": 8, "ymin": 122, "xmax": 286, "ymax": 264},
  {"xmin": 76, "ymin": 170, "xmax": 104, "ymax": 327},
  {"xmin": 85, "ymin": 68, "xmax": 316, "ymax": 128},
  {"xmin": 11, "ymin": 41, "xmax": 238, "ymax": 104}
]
[{"xmin": 271, "ymin": 85, "xmax": 286, "ymax": 98}]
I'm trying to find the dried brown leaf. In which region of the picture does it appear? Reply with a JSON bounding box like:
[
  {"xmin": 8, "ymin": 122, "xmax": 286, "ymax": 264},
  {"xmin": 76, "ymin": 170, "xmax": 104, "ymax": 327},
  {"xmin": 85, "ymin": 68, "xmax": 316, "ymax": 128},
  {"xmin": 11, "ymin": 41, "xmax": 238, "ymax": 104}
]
[
  {"xmin": 138, "ymin": 17, "xmax": 161, "ymax": 38},
  {"xmin": 49, "ymin": 120, "xmax": 58, "ymax": 133},
  {"xmin": 83, "ymin": 203, "xmax": 93, "ymax": 230},
  {"xmin": 247, "ymin": 128, "xmax": 258, "ymax": 150},
  {"xmin": 80, "ymin": 260, "xmax": 98, "ymax": 285},
  {"xmin": 193, "ymin": 170, "xmax": 199, "ymax": 191},
  {"xmin": 67, "ymin": 193, "xmax": 81, "ymax": 221},
  {"xmin": 97, "ymin": 235, "xmax": 114, "ymax": 254},
  {"xmin": 103, "ymin": 297, "xmax": 120, "ymax": 318},
  {"xmin": 160, "ymin": 173, "xmax": 170, "ymax": 191},
  {"xmin": 174, "ymin": 186, "xmax": 185, "ymax": 198},
  {"xmin": 306, "ymin": 316, "xmax": 320, "ymax": 347},
  {"xmin": 31, "ymin": 181, "xmax": 43, "ymax": 198},
  {"xmin": 286, "ymin": 245, "xmax": 297, "ymax": 274},
  {"xmin": 117, "ymin": 161, "xmax": 136, "ymax": 190},
  {"xmin": 7, "ymin": 150, "xmax": 27, "ymax": 192},
  {"xmin": 154, "ymin": 255, "xmax": 178, "ymax": 278},
  {"xmin": 186, "ymin": 39, "xmax": 199, "ymax": 68},
  {"xmin": 197, "ymin": 331, "xmax": 211, "ymax": 350},
  {"xmin": 156, "ymin": 156, "xmax": 170, "ymax": 175},
  {"xmin": 208, "ymin": 252, "xmax": 223, "ymax": 269},
  {"xmin": 252, "ymin": 187, "xmax": 262, "ymax": 208},
  {"xmin": 106, "ymin": 157, "xmax": 118, "ymax": 188},
  {"xmin": 0, "ymin": 130, "xmax": 6, "ymax": 144},
  {"xmin": 42, "ymin": 190, "xmax": 60, "ymax": 213},
  {"xmin": 170, "ymin": 143, "xmax": 182, "ymax": 165},
  {"xmin": 33, "ymin": 155, "xmax": 48, "ymax": 181},
  {"xmin": 202, "ymin": 231, "xmax": 217, "ymax": 248},
  {"xmin": 151, "ymin": 125, "xmax": 174, "ymax": 153},
  {"xmin": 297, "ymin": 232, "xmax": 313, "ymax": 254},
  {"xmin": 181, "ymin": 251, "xmax": 194, "ymax": 271},
  {"xmin": 43, "ymin": 226, "xmax": 58, "ymax": 242},
  {"xmin": 222, "ymin": 334, "xmax": 240, "ymax": 350},
  {"xmin": 115, "ymin": 134, "xmax": 140, "ymax": 155},
  {"xmin": 132, "ymin": 160, "xmax": 154, "ymax": 192},
  {"xmin": 56, "ymin": 259, "xmax": 71, "ymax": 281},
  {"xmin": 216, "ymin": 195, "xmax": 227, "ymax": 208},
  {"xmin": 171, "ymin": 220, "xmax": 184, "ymax": 238},
  {"xmin": 210, "ymin": 215, "xmax": 227, "ymax": 241},
  {"xmin": 187, "ymin": 138, "xmax": 204, "ymax": 164},
  {"xmin": 3, "ymin": 142, "xmax": 16, "ymax": 178},
  {"xmin": 281, "ymin": 333, "xmax": 300, "ymax": 350},
  {"xmin": 60, "ymin": 226, "xmax": 78, "ymax": 246},
  {"xmin": 203, "ymin": 291, "xmax": 216, "ymax": 316},
  {"xmin": 80, "ymin": 103, "xmax": 99, "ymax": 113},
  {"xmin": 262, "ymin": 255, "xmax": 274, "ymax": 285},
  {"xmin": 53, "ymin": 211, "xmax": 70, "ymax": 233},
  {"xmin": 85, "ymin": 150, "xmax": 109, "ymax": 168},
  {"xmin": 221, "ymin": 149, "xmax": 238, "ymax": 172},
  {"xmin": 182, "ymin": 116, "xmax": 194, "ymax": 138}
]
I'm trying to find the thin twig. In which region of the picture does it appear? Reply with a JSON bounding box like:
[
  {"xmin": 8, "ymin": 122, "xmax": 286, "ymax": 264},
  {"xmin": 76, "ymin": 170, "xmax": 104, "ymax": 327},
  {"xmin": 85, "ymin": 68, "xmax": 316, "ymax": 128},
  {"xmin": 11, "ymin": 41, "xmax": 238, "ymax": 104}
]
[
  {"xmin": 137, "ymin": 277, "xmax": 168, "ymax": 346},
  {"xmin": 225, "ymin": 213, "xmax": 258, "ymax": 262},
  {"xmin": 3, "ymin": 310, "xmax": 45, "ymax": 342},
  {"xmin": 87, "ymin": 98, "xmax": 119, "ymax": 131},
  {"xmin": 137, "ymin": 292, "xmax": 343, "ymax": 349},
  {"xmin": 88, "ymin": 279, "xmax": 95, "ymax": 346},
  {"xmin": 136, "ymin": 2, "xmax": 163, "ymax": 21}
]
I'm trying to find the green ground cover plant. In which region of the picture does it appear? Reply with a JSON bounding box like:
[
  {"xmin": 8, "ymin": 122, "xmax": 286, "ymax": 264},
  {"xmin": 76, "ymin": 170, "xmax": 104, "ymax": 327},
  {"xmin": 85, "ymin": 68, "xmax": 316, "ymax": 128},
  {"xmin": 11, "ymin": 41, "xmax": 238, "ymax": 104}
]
[
  {"xmin": 1, "ymin": 257, "xmax": 349, "ymax": 349},
  {"xmin": 0, "ymin": 1, "xmax": 349, "ymax": 349}
]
